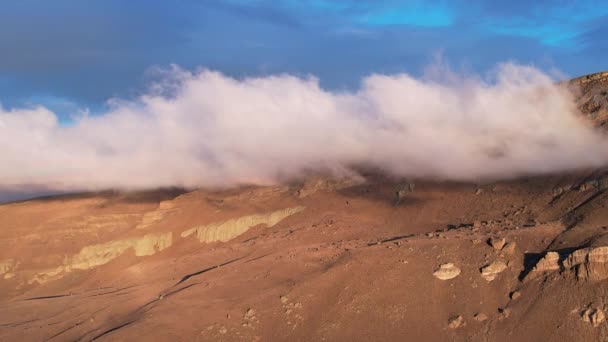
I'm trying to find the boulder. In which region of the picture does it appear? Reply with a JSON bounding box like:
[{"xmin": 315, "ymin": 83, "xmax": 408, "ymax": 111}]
[
  {"xmin": 448, "ymin": 315, "xmax": 465, "ymax": 329},
  {"xmin": 534, "ymin": 251, "xmax": 561, "ymax": 272},
  {"xmin": 501, "ymin": 242, "xmax": 517, "ymax": 255},
  {"xmin": 433, "ymin": 263, "xmax": 461, "ymax": 280},
  {"xmin": 498, "ymin": 308, "xmax": 511, "ymax": 320},
  {"xmin": 480, "ymin": 260, "xmax": 507, "ymax": 281},
  {"xmin": 473, "ymin": 313, "xmax": 488, "ymax": 322},
  {"xmin": 489, "ymin": 237, "xmax": 506, "ymax": 250}
]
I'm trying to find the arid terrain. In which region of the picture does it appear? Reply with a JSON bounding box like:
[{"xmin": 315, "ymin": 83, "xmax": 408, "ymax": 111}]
[{"xmin": 2, "ymin": 73, "xmax": 608, "ymax": 341}]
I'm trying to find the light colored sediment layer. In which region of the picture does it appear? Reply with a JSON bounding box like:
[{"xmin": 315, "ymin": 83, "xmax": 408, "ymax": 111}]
[
  {"xmin": 28, "ymin": 232, "xmax": 172, "ymax": 284},
  {"xmin": 182, "ymin": 206, "xmax": 305, "ymax": 243},
  {"xmin": 136, "ymin": 205, "xmax": 177, "ymax": 229},
  {"xmin": 18, "ymin": 206, "xmax": 303, "ymax": 285}
]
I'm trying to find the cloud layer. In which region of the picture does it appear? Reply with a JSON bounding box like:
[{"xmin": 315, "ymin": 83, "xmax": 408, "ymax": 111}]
[{"xmin": 1, "ymin": 63, "xmax": 608, "ymax": 192}]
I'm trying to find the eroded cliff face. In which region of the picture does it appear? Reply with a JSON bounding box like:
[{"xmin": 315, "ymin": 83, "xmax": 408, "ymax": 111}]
[
  {"xmin": 572, "ymin": 71, "xmax": 608, "ymax": 128},
  {"xmin": 181, "ymin": 206, "xmax": 306, "ymax": 243},
  {"xmin": 526, "ymin": 245, "xmax": 608, "ymax": 282},
  {"xmin": 0, "ymin": 190, "xmax": 307, "ymax": 288},
  {"xmin": 29, "ymin": 232, "xmax": 173, "ymax": 285},
  {"xmin": 565, "ymin": 246, "xmax": 608, "ymax": 281}
]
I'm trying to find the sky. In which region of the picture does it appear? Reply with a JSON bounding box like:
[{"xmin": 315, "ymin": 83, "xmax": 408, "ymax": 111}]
[
  {"xmin": 0, "ymin": 0, "xmax": 607, "ymax": 122},
  {"xmin": 2, "ymin": 0, "xmax": 608, "ymax": 203}
]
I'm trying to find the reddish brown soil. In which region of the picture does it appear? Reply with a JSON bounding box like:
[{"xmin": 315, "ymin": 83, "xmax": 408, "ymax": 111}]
[{"xmin": 1, "ymin": 173, "xmax": 608, "ymax": 341}]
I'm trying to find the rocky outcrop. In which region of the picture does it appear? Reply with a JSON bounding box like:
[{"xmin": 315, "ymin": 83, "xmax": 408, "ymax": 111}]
[
  {"xmin": 501, "ymin": 242, "xmax": 517, "ymax": 255},
  {"xmin": 182, "ymin": 206, "xmax": 305, "ymax": 243},
  {"xmin": 533, "ymin": 251, "xmax": 561, "ymax": 273},
  {"xmin": 489, "ymin": 237, "xmax": 506, "ymax": 250},
  {"xmin": 576, "ymin": 175, "xmax": 608, "ymax": 192},
  {"xmin": 581, "ymin": 307, "xmax": 606, "ymax": 327},
  {"xmin": 296, "ymin": 177, "xmax": 364, "ymax": 198},
  {"xmin": 526, "ymin": 246, "xmax": 608, "ymax": 282},
  {"xmin": 572, "ymin": 71, "xmax": 608, "ymax": 128},
  {"xmin": 552, "ymin": 185, "xmax": 573, "ymax": 197},
  {"xmin": 433, "ymin": 263, "xmax": 461, "ymax": 280},
  {"xmin": 563, "ymin": 246, "xmax": 608, "ymax": 281}
]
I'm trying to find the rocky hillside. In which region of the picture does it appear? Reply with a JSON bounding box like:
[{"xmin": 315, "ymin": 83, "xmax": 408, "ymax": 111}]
[{"xmin": 572, "ymin": 71, "xmax": 608, "ymax": 128}]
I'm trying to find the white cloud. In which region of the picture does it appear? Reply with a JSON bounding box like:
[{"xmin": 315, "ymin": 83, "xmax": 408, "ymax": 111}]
[{"xmin": 1, "ymin": 63, "xmax": 607, "ymax": 192}]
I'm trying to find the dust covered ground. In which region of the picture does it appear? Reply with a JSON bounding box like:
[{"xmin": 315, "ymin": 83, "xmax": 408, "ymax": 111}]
[{"xmin": 2, "ymin": 172, "xmax": 608, "ymax": 341}]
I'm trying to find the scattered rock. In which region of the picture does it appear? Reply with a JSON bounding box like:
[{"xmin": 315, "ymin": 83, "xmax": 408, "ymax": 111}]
[
  {"xmin": 581, "ymin": 308, "xmax": 606, "ymax": 327},
  {"xmin": 480, "ymin": 260, "xmax": 508, "ymax": 281},
  {"xmin": 433, "ymin": 263, "xmax": 461, "ymax": 280},
  {"xmin": 448, "ymin": 315, "xmax": 465, "ymax": 329},
  {"xmin": 489, "ymin": 237, "xmax": 506, "ymax": 250},
  {"xmin": 280, "ymin": 296, "xmax": 289, "ymax": 304},
  {"xmin": 219, "ymin": 326, "xmax": 227, "ymax": 334},
  {"xmin": 510, "ymin": 291, "xmax": 521, "ymax": 300},
  {"xmin": 473, "ymin": 313, "xmax": 488, "ymax": 322}
]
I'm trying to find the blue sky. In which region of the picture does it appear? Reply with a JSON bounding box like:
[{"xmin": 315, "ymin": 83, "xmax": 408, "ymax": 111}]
[{"xmin": 1, "ymin": 0, "xmax": 607, "ymax": 122}]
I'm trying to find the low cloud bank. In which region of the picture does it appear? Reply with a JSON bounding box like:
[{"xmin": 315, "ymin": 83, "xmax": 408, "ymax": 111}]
[{"xmin": 1, "ymin": 63, "xmax": 607, "ymax": 192}]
